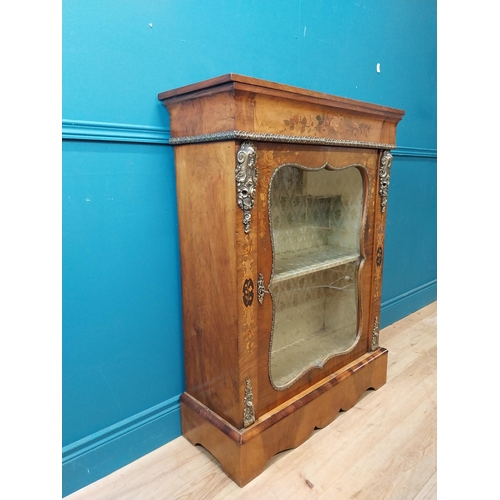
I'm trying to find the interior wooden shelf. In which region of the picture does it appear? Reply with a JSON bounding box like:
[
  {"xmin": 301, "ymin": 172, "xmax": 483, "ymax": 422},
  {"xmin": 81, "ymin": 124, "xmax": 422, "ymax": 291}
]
[{"xmin": 272, "ymin": 245, "xmax": 359, "ymax": 284}]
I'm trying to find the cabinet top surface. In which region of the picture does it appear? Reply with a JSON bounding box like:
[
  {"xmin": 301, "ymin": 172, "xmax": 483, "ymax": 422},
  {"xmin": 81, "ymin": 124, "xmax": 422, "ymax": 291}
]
[
  {"xmin": 159, "ymin": 74, "xmax": 404, "ymax": 146},
  {"xmin": 158, "ymin": 73, "xmax": 404, "ymax": 119}
]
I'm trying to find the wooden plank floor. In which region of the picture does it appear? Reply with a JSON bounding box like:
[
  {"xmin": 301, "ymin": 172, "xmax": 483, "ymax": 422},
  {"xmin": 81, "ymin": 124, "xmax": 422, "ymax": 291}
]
[{"xmin": 67, "ymin": 302, "xmax": 437, "ymax": 500}]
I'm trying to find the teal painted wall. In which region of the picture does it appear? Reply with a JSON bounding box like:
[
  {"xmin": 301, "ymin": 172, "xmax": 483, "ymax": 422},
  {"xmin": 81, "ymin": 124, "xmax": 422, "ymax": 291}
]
[{"xmin": 62, "ymin": 0, "xmax": 436, "ymax": 496}]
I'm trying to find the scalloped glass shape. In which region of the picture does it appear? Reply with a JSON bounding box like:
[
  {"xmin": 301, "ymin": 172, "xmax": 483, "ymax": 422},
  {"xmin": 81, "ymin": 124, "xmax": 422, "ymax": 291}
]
[{"xmin": 268, "ymin": 164, "xmax": 365, "ymax": 389}]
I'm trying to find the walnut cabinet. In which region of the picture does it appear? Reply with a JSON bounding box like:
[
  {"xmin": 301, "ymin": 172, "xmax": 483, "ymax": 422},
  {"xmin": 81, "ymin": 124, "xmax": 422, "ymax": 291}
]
[{"xmin": 158, "ymin": 75, "xmax": 404, "ymax": 486}]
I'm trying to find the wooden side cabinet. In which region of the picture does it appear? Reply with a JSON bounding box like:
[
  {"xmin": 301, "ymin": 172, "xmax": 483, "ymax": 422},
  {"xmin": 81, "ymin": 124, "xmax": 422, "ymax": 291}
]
[{"xmin": 158, "ymin": 74, "xmax": 404, "ymax": 486}]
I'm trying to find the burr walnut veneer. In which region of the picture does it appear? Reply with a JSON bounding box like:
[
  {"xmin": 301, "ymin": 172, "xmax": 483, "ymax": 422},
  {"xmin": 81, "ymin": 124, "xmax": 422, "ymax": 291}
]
[{"xmin": 158, "ymin": 74, "xmax": 404, "ymax": 486}]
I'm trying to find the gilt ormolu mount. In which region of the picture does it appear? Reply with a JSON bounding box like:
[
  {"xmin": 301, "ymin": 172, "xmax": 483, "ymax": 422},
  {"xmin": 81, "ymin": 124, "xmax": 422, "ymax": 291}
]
[{"xmin": 158, "ymin": 74, "xmax": 404, "ymax": 486}]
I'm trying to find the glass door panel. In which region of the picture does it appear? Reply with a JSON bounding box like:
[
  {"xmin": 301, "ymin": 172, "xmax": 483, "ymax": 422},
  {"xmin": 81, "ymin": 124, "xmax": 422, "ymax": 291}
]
[{"xmin": 268, "ymin": 165, "xmax": 364, "ymax": 389}]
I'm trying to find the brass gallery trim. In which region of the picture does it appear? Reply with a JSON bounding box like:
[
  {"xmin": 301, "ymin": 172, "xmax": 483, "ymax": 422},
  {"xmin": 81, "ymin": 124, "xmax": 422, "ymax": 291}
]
[
  {"xmin": 169, "ymin": 130, "xmax": 397, "ymax": 150},
  {"xmin": 243, "ymin": 377, "xmax": 256, "ymax": 428}
]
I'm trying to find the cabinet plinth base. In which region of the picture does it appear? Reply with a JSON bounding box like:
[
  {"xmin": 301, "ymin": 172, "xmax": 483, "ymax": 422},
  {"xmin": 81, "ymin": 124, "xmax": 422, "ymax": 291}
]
[{"xmin": 180, "ymin": 347, "xmax": 388, "ymax": 487}]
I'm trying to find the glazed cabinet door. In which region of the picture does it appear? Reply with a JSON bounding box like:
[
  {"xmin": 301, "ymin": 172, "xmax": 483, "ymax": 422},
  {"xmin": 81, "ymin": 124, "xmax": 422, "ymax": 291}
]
[
  {"xmin": 255, "ymin": 144, "xmax": 380, "ymax": 416},
  {"xmin": 267, "ymin": 163, "xmax": 364, "ymax": 389}
]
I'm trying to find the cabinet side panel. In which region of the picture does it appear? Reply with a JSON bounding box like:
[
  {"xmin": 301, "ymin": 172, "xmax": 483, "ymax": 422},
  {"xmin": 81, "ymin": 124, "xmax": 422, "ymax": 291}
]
[
  {"xmin": 167, "ymin": 91, "xmax": 237, "ymax": 138},
  {"xmin": 175, "ymin": 142, "xmax": 240, "ymax": 426}
]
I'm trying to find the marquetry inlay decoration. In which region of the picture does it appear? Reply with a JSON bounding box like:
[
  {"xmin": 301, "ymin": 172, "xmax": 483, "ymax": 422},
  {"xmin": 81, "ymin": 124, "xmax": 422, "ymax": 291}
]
[
  {"xmin": 376, "ymin": 246, "xmax": 383, "ymax": 267},
  {"xmin": 242, "ymin": 278, "xmax": 254, "ymax": 307}
]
